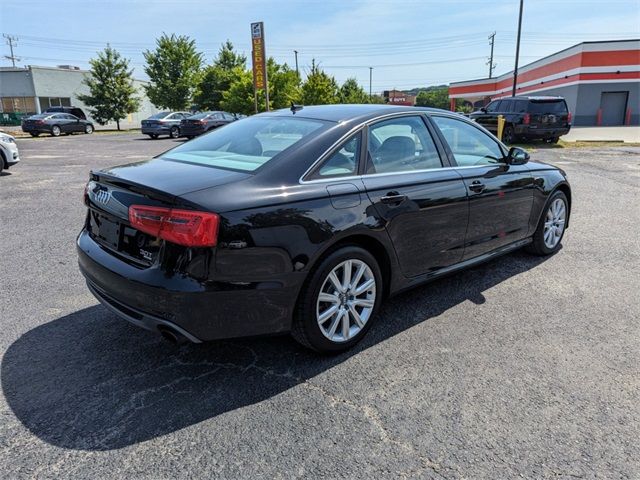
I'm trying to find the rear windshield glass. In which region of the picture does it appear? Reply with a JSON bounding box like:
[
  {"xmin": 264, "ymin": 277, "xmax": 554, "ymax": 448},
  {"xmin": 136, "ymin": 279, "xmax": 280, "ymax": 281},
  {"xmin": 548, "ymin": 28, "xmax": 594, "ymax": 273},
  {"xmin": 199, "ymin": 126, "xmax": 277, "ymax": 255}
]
[
  {"xmin": 27, "ymin": 114, "xmax": 50, "ymax": 119},
  {"xmin": 148, "ymin": 112, "xmax": 170, "ymax": 119},
  {"xmin": 161, "ymin": 116, "xmax": 327, "ymax": 172},
  {"xmin": 528, "ymin": 100, "xmax": 567, "ymax": 114}
]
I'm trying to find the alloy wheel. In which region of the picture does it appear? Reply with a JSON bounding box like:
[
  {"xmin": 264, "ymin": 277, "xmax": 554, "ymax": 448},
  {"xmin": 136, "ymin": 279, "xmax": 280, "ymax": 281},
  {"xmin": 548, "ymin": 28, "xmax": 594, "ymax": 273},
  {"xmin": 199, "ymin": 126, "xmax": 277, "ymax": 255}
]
[
  {"xmin": 316, "ymin": 259, "xmax": 376, "ymax": 343},
  {"xmin": 543, "ymin": 197, "xmax": 566, "ymax": 249}
]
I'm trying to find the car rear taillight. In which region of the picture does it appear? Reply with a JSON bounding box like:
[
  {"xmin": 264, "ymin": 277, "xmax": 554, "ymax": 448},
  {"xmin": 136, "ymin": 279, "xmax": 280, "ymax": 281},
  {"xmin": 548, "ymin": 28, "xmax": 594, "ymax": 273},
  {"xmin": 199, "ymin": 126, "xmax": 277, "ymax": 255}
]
[
  {"xmin": 523, "ymin": 113, "xmax": 530, "ymax": 125},
  {"xmin": 83, "ymin": 182, "xmax": 89, "ymax": 205},
  {"xmin": 128, "ymin": 205, "xmax": 219, "ymax": 247},
  {"xmin": 567, "ymin": 112, "xmax": 572, "ymax": 124}
]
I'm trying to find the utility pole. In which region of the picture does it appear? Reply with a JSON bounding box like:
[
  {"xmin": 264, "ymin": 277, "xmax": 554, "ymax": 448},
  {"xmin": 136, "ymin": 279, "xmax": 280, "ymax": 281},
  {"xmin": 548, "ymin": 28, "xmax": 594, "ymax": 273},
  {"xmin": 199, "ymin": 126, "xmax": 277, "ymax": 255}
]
[
  {"xmin": 369, "ymin": 67, "xmax": 373, "ymax": 99},
  {"xmin": 487, "ymin": 32, "xmax": 496, "ymax": 78},
  {"xmin": 3, "ymin": 34, "xmax": 20, "ymax": 67},
  {"xmin": 512, "ymin": 0, "xmax": 524, "ymax": 96},
  {"xmin": 294, "ymin": 50, "xmax": 299, "ymax": 77}
]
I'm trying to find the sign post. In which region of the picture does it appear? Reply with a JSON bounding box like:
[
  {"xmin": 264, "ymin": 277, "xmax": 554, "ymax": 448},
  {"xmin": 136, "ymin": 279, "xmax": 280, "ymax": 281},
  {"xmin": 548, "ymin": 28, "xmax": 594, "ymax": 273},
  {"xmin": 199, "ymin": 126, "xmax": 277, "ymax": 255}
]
[{"xmin": 251, "ymin": 22, "xmax": 269, "ymax": 112}]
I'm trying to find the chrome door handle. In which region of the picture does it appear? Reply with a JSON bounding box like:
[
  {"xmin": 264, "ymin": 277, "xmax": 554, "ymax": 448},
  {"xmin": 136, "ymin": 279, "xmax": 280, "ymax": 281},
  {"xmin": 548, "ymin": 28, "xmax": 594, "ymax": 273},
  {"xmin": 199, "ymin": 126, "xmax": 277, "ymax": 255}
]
[
  {"xmin": 380, "ymin": 192, "xmax": 408, "ymax": 205},
  {"xmin": 468, "ymin": 180, "xmax": 485, "ymax": 193}
]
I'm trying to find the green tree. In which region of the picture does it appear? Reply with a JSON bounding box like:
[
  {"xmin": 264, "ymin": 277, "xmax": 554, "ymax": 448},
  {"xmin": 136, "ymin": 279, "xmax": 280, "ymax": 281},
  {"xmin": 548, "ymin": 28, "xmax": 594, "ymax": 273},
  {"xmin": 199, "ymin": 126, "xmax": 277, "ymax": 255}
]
[
  {"xmin": 300, "ymin": 60, "xmax": 339, "ymax": 105},
  {"xmin": 143, "ymin": 33, "xmax": 202, "ymax": 110},
  {"xmin": 195, "ymin": 41, "xmax": 246, "ymax": 110},
  {"xmin": 220, "ymin": 68, "xmax": 255, "ymax": 115},
  {"xmin": 77, "ymin": 46, "xmax": 141, "ymax": 130},
  {"xmin": 415, "ymin": 86, "xmax": 449, "ymax": 109},
  {"xmin": 339, "ymin": 78, "xmax": 368, "ymax": 104},
  {"xmin": 456, "ymin": 101, "xmax": 473, "ymax": 114},
  {"xmin": 367, "ymin": 94, "xmax": 386, "ymax": 104},
  {"xmin": 268, "ymin": 58, "xmax": 301, "ymax": 109}
]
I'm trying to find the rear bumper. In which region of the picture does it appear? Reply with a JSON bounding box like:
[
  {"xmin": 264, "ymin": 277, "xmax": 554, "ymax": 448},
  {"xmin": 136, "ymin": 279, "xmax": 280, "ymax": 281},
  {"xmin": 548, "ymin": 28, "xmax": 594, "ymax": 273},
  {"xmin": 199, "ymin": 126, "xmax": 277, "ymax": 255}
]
[
  {"xmin": 141, "ymin": 125, "xmax": 171, "ymax": 135},
  {"xmin": 515, "ymin": 125, "xmax": 571, "ymax": 138},
  {"xmin": 77, "ymin": 229, "xmax": 297, "ymax": 341},
  {"xmin": 179, "ymin": 126, "xmax": 206, "ymax": 137}
]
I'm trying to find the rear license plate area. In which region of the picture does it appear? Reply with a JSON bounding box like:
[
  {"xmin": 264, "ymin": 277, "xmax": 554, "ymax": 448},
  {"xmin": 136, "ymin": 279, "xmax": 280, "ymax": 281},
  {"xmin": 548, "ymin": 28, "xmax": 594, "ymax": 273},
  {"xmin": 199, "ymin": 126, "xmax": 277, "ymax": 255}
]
[{"xmin": 89, "ymin": 211, "xmax": 120, "ymax": 249}]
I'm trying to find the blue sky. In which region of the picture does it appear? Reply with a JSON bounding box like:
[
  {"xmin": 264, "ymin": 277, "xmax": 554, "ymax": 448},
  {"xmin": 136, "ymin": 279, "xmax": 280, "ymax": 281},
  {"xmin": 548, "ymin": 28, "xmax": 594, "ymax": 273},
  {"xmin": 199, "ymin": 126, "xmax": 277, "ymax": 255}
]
[{"xmin": 1, "ymin": 0, "xmax": 639, "ymax": 93}]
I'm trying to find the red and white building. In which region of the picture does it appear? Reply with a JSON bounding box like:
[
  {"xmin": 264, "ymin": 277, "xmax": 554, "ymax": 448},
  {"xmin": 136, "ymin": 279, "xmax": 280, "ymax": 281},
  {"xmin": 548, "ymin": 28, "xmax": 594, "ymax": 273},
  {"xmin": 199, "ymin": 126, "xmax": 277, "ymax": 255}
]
[{"xmin": 449, "ymin": 39, "xmax": 639, "ymax": 126}]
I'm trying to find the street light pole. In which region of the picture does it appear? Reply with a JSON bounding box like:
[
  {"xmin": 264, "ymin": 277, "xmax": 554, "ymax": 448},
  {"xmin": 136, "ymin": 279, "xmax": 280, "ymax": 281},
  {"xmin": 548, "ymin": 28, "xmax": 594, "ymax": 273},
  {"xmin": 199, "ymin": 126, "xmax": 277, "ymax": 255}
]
[
  {"xmin": 294, "ymin": 50, "xmax": 299, "ymax": 77},
  {"xmin": 512, "ymin": 0, "xmax": 524, "ymax": 96},
  {"xmin": 369, "ymin": 67, "xmax": 373, "ymax": 99}
]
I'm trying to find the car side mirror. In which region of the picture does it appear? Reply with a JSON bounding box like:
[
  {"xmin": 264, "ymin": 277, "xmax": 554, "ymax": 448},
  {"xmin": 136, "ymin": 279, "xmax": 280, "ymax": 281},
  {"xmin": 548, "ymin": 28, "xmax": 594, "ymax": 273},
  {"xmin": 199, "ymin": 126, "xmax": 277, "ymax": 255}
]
[
  {"xmin": 507, "ymin": 146, "xmax": 530, "ymax": 165},
  {"xmin": 480, "ymin": 107, "xmax": 487, "ymax": 113}
]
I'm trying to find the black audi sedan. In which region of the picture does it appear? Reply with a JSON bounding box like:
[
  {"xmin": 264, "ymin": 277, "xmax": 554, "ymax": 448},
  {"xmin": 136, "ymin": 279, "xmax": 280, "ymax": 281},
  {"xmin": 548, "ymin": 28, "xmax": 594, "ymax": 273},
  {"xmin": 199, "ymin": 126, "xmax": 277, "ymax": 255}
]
[
  {"xmin": 180, "ymin": 111, "xmax": 237, "ymax": 139},
  {"xmin": 22, "ymin": 113, "xmax": 94, "ymax": 137},
  {"xmin": 78, "ymin": 104, "xmax": 571, "ymax": 353}
]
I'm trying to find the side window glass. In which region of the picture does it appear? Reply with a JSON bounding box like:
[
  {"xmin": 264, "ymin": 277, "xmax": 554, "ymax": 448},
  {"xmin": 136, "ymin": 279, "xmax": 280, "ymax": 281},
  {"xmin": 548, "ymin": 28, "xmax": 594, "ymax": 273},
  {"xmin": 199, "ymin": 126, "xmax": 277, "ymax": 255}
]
[
  {"xmin": 503, "ymin": 101, "xmax": 514, "ymax": 113},
  {"xmin": 514, "ymin": 100, "xmax": 528, "ymax": 113},
  {"xmin": 366, "ymin": 116, "xmax": 442, "ymax": 174},
  {"xmin": 486, "ymin": 101, "xmax": 498, "ymax": 112},
  {"xmin": 431, "ymin": 116, "xmax": 505, "ymax": 167},
  {"xmin": 314, "ymin": 133, "xmax": 361, "ymax": 178}
]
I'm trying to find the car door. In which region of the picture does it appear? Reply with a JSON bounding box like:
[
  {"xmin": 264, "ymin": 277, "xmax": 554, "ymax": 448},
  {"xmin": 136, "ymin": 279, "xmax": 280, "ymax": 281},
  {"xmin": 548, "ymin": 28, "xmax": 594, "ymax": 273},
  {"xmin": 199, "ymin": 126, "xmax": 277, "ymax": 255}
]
[
  {"xmin": 430, "ymin": 114, "xmax": 534, "ymax": 260},
  {"xmin": 56, "ymin": 114, "xmax": 73, "ymax": 133},
  {"xmin": 360, "ymin": 114, "xmax": 469, "ymax": 277},
  {"xmin": 67, "ymin": 114, "xmax": 82, "ymax": 132}
]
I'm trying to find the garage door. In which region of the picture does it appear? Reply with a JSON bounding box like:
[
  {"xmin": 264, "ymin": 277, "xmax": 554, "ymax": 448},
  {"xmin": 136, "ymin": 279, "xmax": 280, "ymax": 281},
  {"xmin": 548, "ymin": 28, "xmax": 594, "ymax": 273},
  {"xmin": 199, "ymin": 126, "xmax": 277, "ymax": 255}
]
[{"xmin": 600, "ymin": 92, "xmax": 628, "ymax": 126}]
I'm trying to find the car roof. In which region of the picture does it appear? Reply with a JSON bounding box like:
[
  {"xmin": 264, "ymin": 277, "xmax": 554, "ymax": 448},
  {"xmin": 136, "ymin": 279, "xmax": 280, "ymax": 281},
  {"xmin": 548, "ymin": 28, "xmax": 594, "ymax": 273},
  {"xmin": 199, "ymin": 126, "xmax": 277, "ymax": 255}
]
[
  {"xmin": 503, "ymin": 96, "xmax": 565, "ymax": 101},
  {"xmin": 260, "ymin": 104, "xmax": 440, "ymax": 123}
]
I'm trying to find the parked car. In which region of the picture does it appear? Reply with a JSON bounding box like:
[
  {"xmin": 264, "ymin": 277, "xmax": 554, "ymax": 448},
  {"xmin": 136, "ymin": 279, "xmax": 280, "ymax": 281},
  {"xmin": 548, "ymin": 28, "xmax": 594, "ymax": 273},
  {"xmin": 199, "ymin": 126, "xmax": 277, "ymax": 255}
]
[
  {"xmin": 43, "ymin": 106, "xmax": 87, "ymax": 120},
  {"xmin": 469, "ymin": 96, "xmax": 571, "ymax": 144},
  {"xmin": 21, "ymin": 113, "xmax": 94, "ymax": 137},
  {"xmin": 179, "ymin": 111, "xmax": 237, "ymax": 138},
  {"xmin": 78, "ymin": 104, "xmax": 571, "ymax": 353},
  {"xmin": 141, "ymin": 111, "xmax": 191, "ymax": 139},
  {"xmin": 0, "ymin": 131, "xmax": 20, "ymax": 174}
]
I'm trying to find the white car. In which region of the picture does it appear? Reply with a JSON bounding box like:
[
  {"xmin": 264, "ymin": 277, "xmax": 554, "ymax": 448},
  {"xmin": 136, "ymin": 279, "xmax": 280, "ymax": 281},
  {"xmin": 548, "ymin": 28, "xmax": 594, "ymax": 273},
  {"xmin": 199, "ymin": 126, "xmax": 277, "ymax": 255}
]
[{"xmin": 0, "ymin": 131, "xmax": 20, "ymax": 174}]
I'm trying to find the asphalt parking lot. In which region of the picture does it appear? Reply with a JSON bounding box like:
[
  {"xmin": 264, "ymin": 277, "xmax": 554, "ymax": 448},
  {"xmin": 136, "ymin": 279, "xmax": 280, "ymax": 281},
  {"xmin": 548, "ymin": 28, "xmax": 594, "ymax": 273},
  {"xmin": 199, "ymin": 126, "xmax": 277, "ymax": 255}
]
[{"xmin": 1, "ymin": 132, "xmax": 639, "ymax": 479}]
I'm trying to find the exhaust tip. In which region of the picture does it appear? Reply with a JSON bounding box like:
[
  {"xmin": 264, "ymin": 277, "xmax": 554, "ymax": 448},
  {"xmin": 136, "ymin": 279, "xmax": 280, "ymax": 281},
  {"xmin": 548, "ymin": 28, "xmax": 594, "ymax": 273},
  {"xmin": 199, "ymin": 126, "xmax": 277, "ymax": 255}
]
[{"xmin": 158, "ymin": 326, "xmax": 187, "ymax": 345}]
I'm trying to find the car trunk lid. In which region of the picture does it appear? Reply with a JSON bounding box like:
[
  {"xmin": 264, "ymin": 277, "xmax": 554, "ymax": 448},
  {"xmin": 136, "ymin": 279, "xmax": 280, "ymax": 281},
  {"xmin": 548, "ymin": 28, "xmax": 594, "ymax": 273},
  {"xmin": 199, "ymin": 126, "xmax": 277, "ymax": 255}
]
[{"xmin": 86, "ymin": 157, "xmax": 250, "ymax": 265}]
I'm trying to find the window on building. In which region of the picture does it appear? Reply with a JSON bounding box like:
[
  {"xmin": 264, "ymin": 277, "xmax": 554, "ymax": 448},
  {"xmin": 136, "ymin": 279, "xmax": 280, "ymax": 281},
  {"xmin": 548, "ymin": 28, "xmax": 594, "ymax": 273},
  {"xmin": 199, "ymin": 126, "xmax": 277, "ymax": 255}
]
[
  {"xmin": 1, "ymin": 97, "xmax": 37, "ymax": 114},
  {"xmin": 38, "ymin": 97, "xmax": 72, "ymax": 112}
]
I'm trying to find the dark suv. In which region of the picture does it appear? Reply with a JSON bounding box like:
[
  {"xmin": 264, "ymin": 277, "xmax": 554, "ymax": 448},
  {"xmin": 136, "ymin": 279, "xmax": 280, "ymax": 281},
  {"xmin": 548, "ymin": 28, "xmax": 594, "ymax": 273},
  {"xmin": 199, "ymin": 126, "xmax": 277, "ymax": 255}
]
[{"xmin": 470, "ymin": 96, "xmax": 571, "ymax": 144}]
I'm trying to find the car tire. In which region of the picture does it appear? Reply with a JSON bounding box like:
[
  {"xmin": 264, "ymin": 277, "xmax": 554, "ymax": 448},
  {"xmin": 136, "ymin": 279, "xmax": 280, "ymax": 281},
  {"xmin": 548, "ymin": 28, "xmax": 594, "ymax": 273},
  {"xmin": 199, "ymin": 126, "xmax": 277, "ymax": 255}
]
[
  {"xmin": 85, "ymin": 124, "xmax": 94, "ymax": 134},
  {"xmin": 169, "ymin": 126, "xmax": 179, "ymax": 139},
  {"xmin": 51, "ymin": 125, "xmax": 61, "ymax": 137},
  {"xmin": 292, "ymin": 246, "xmax": 383, "ymax": 353},
  {"xmin": 526, "ymin": 190, "xmax": 568, "ymax": 256},
  {"xmin": 502, "ymin": 125, "xmax": 515, "ymax": 144},
  {"xmin": 148, "ymin": 134, "xmax": 158, "ymax": 139},
  {"xmin": 30, "ymin": 133, "xmax": 40, "ymax": 137},
  {"xmin": 547, "ymin": 136, "xmax": 559, "ymax": 144}
]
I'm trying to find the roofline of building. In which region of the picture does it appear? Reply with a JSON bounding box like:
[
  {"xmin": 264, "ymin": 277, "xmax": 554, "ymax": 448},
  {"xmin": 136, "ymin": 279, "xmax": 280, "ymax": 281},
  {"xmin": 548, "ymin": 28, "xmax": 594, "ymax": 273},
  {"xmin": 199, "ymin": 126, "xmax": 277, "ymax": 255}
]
[
  {"xmin": 0, "ymin": 64, "xmax": 149, "ymax": 83},
  {"xmin": 450, "ymin": 38, "xmax": 640, "ymax": 87}
]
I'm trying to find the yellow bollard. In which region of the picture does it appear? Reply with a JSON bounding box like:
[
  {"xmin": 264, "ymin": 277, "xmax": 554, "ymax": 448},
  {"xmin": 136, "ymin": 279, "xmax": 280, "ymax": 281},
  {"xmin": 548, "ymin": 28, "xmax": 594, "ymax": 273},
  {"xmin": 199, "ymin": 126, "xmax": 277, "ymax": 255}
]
[{"xmin": 497, "ymin": 114, "xmax": 505, "ymax": 141}]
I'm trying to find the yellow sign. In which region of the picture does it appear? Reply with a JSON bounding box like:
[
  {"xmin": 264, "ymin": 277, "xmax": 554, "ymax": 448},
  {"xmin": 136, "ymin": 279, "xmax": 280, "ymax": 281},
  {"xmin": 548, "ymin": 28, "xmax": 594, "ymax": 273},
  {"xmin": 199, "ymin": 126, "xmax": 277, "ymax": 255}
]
[{"xmin": 251, "ymin": 22, "xmax": 267, "ymax": 91}]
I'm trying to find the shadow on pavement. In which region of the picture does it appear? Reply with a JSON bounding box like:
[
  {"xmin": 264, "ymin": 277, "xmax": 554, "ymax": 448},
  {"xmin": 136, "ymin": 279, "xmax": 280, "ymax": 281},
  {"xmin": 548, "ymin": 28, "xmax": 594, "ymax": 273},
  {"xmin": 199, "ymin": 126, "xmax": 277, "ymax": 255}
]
[{"xmin": 2, "ymin": 251, "xmax": 550, "ymax": 451}]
